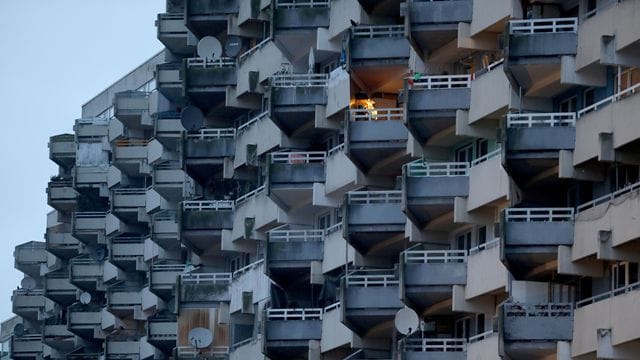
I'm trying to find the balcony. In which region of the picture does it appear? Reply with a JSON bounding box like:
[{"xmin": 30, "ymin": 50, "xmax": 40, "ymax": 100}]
[
  {"xmin": 346, "ymin": 108, "xmax": 410, "ymax": 175},
  {"xmin": 46, "ymin": 179, "xmax": 77, "ymax": 213},
  {"xmin": 402, "ymin": 161, "xmax": 469, "ymax": 228},
  {"xmin": 402, "ymin": 337, "xmax": 466, "ymax": 360},
  {"xmin": 43, "ymin": 322, "xmax": 75, "ymax": 353},
  {"xmin": 10, "ymin": 335, "xmax": 43, "ymax": 359},
  {"xmin": 341, "ymin": 269, "xmax": 404, "ymax": 337},
  {"xmin": 504, "ymin": 113, "xmax": 576, "ymax": 186},
  {"xmin": 156, "ymin": 13, "xmax": 196, "ymax": 55},
  {"xmin": 264, "ymin": 308, "xmax": 323, "ymax": 359},
  {"xmin": 154, "ymin": 112, "xmax": 185, "ymax": 146},
  {"xmin": 178, "ymin": 272, "xmax": 232, "ymax": 308},
  {"xmin": 151, "ymin": 210, "xmax": 180, "ymax": 250},
  {"xmin": 344, "ymin": 191, "xmax": 406, "ymax": 256},
  {"xmin": 149, "ymin": 262, "xmax": 183, "ymax": 300},
  {"xmin": 12, "ymin": 289, "xmax": 45, "ymax": 321},
  {"xmin": 505, "ymin": 18, "xmax": 577, "ymax": 92},
  {"xmin": 407, "ymin": 0, "xmax": 472, "ymax": 55},
  {"xmin": 105, "ymin": 332, "xmax": 155, "ymax": 360},
  {"xmin": 181, "ymin": 200, "xmax": 234, "ymax": 255},
  {"xmin": 156, "ymin": 63, "xmax": 183, "ymax": 103},
  {"xmin": 267, "ymin": 151, "xmax": 326, "ymax": 210},
  {"xmin": 75, "ymin": 117, "xmax": 109, "ymax": 139},
  {"xmin": 406, "ymin": 75, "xmax": 471, "ymax": 144},
  {"xmin": 270, "ymin": 73, "xmax": 328, "ymax": 136},
  {"xmin": 184, "ymin": 128, "xmax": 235, "ymax": 181},
  {"xmin": 67, "ymin": 303, "xmax": 103, "ymax": 340},
  {"xmin": 501, "ymin": 208, "xmax": 574, "ymax": 279},
  {"xmin": 109, "ymin": 236, "xmax": 146, "ymax": 271},
  {"xmin": 112, "ymin": 139, "xmax": 150, "ymax": 176},
  {"xmin": 401, "ymin": 249, "xmax": 467, "ymax": 312},
  {"xmin": 44, "ymin": 271, "xmax": 78, "ymax": 306},
  {"xmin": 114, "ymin": 91, "xmax": 153, "ymax": 130},
  {"xmin": 74, "ymin": 165, "xmax": 108, "ymax": 190},
  {"xmin": 49, "ymin": 133, "xmax": 75, "ymax": 169},
  {"xmin": 69, "ymin": 256, "xmax": 103, "ymax": 292},
  {"xmin": 185, "ymin": 0, "xmax": 238, "ymax": 37},
  {"xmin": 184, "ymin": 58, "xmax": 237, "ymax": 113},
  {"xmin": 72, "ymin": 212, "xmax": 106, "ymax": 246},
  {"xmin": 147, "ymin": 313, "xmax": 177, "ymax": 353},
  {"xmin": 153, "ymin": 163, "xmax": 195, "ymax": 202},
  {"xmin": 111, "ymin": 188, "xmax": 148, "ymax": 224},
  {"xmin": 175, "ymin": 346, "xmax": 230, "ymax": 359},
  {"xmin": 14, "ymin": 242, "xmax": 47, "ymax": 278},
  {"xmin": 45, "ymin": 223, "xmax": 81, "ymax": 260},
  {"xmin": 273, "ymin": 0, "xmax": 329, "ymax": 60},
  {"xmin": 107, "ymin": 285, "xmax": 142, "ymax": 318},
  {"xmin": 500, "ymin": 303, "xmax": 573, "ymax": 358},
  {"xmin": 266, "ymin": 228, "xmax": 324, "ymax": 285}
]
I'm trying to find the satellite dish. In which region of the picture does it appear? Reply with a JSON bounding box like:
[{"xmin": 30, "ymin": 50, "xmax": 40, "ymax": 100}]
[
  {"xmin": 394, "ymin": 307, "xmax": 419, "ymax": 336},
  {"xmin": 225, "ymin": 36, "xmax": 243, "ymax": 57},
  {"xmin": 13, "ymin": 323, "xmax": 25, "ymax": 337},
  {"xmin": 180, "ymin": 106, "xmax": 204, "ymax": 132},
  {"xmin": 197, "ymin": 36, "xmax": 223, "ymax": 60},
  {"xmin": 93, "ymin": 246, "xmax": 108, "ymax": 262},
  {"xmin": 188, "ymin": 327, "xmax": 213, "ymax": 349},
  {"xmin": 79, "ymin": 292, "xmax": 92, "ymax": 305},
  {"xmin": 21, "ymin": 277, "xmax": 36, "ymax": 291}
]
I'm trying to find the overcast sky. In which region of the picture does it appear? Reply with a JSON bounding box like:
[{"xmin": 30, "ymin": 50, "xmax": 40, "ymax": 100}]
[{"xmin": 0, "ymin": 0, "xmax": 164, "ymax": 321}]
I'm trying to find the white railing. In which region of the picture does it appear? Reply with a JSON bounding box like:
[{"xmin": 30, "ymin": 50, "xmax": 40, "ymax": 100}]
[
  {"xmin": 348, "ymin": 190, "xmax": 402, "ymax": 204},
  {"xmin": 470, "ymin": 148, "xmax": 501, "ymax": 167},
  {"xmin": 406, "ymin": 161, "xmax": 469, "ymax": 177},
  {"xmin": 237, "ymin": 110, "xmax": 269, "ymax": 133},
  {"xmin": 507, "ymin": 112, "xmax": 576, "ymax": 128},
  {"xmin": 113, "ymin": 188, "xmax": 146, "ymax": 196},
  {"xmin": 151, "ymin": 263, "xmax": 185, "ymax": 272},
  {"xmin": 232, "ymin": 258, "xmax": 264, "ymax": 278},
  {"xmin": 327, "ymin": 143, "xmax": 345, "ymax": 156},
  {"xmin": 404, "ymin": 250, "xmax": 467, "ymax": 264},
  {"xmin": 74, "ymin": 212, "xmax": 107, "ymax": 219},
  {"xmin": 186, "ymin": 57, "xmax": 235, "ymax": 68},
  {"xmin": 468, "ymin": 330, "xmax": 496, "ymax": 344},
  {"xmin": 271, "ymin": 73, "xmax": 328, "ymax": 87},
  {"xmin": 576, "ymin": 281, "xmax": 640, "ymax": 308},
  {"xmin": 504, "ymin": 303, "xmax": 573, "ymax": 317},
  {"xmin": 349, "ymin": 108, "xmax": 403, "ymax": 121},
  {"xmin": 266, "ymin": 308, "xmax": 323, "ymax": 320},
  {"xmin": 326, "ymin": 222, "xmax": 343, "ymax": 234},
  {"xmin": 182, "ymin": 200, "xmax": 234, "ymax": 211},
  {"xmin": 412, "ymin": 74, "xmax": 471, "ymax": 89},
  {"xmin": 186, "ymin": 128, "xmax": 236, "ymax": 140},
  {"xmin": 577, "ymin": 180, "xmax": 640, "ymax": 212},
  {"xmin": 275, "ymin": 0, "xmax": 329, "ymax": 8},
  {"xmin": 509, "ymin": 17, "xmax": 578, "ymax": 34},
  {"xmin": 352, "ymin": 25, "xmax": 404, "ymax": 38},
  {"xmin": 346, "ymin": 269, "xmax": 398, "ymax": 287},
  {"xmin": 472, "ymin": 58, "xmax": 505, "ymax": 80},
  {"xmin": 469, "ymin": 238, "xmax": 500, "ymax": 255},
  {"xmin": 271, "ymin": 151, "xmax": 326, "ymax": 164},
  {"xmin": 324, "ymin": 302, "xmax": 340, "ymax": 312},
  {"xmin": 76, "ymin": 117, "xmax": 109, "ymax": 125},
  {"xmin": 180, "ymin": 272, "xmax": 232, "ymax": 285},
  {"xmin": 578, "ymin": 82, "xmax": 640, "ymax": 117},
  {"xmin": 269, "ymin": 229, "xmax": 324, "ymax": 242},
  {"xmin": 505, "ymin": 208, "xmax": 574, "ymax": 222},
  {"xmin": 403, "ymin": 338, "xmax": 466, "ymax": 352},
  {"xmin": 235, "ymin": 185, "xmax": 266, "ymax": 206},
  {"xmin": 176, "ymin": 346, "xmax": 230, "ymax": 357},
  {"xmin": 239, "ymin": 37, "xmax": 272, "ymax": 62},
  {"xmin": 14, "ymin": 289, "xmax": 44, "ymax": 296}
]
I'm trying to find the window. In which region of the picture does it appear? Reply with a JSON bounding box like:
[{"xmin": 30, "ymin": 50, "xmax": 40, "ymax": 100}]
[
  {"xmin": 457, "ymin": 231, "xmax": 472, "ymax": 251},
  {"xmin": 317, "ymin": 212, "xmax": 331, "ymax": 230},
  {"xmin": 615, "ymin": 67, "xmax": 640, "ymax": 98},
  {"xmin": 476, "ymin": 313, "xmax": 485, "ymax": 335},
  {"xmin": 583, "ymin": 88, "xmax": 595, "ymax": 108},
  {"xmin": 477, "ymin": 226, "xmax": 487, "ymax": 246},
  {"xmin": 585, "ymin": 0, "xmax": 597, "ymax": 18},
  {"xmin": 456, "ymin": 143, "xmax": 473, "ymax": 163},
  {"xmin": 476, "ymin": 139, "xmax": 488, "ymax": 159},
  {"xmin": 559, "ymin": 96, "xmax": 577, "ymax": 113},
  {"xmin": 611, "ymin": 262, "xmax": 639, "ymax": 290},
  {"xmin": 455, "ymin": 317, "xmax": 471, "ymax": 340}
]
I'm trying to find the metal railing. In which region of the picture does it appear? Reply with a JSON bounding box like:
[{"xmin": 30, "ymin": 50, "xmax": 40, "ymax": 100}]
[
  {"xmin": 271, "ymin": 151, "xmax": 326, "ymax": 164},
  {"xmin": 237, "ymin": 110, "xmax": 269, "ymax": 133},
  {"xmin": 186, "ymin": 128, "xmax": 236, "ymax": 140},
  {"xmin": 469, "ymin": 238, "xmax": 500, "ymax": 255},
  {"xmin": 74, "ymin": 212, "xmax": 107, "ymax": 219},
  {"xmin": 326, "ymin": 222, "xmax": 343, "ymax": 234},
  {"xmin": 269, "ymin": 229, "xmax": 324, "ymax": 242},
  {"xmin": 180, "ymin": 272, "xmax": 232, "ymax": 285},
  {"xmin": 404, "ymin": 250, "xmax": 467, "ymax": 264},
  {"xmin": 505, "ymin": 208, "xmax": 574, "ymax": 222},
  {"xmin": 509, "ymin": 17, "xmax": 578, "ymax": 34},
  {"xmin": 266, "ymin": 308, "xmax": 323, "ymax": 320},
  {"xmin": 176, "ymin": 346, "xmax": 230, "ymax": 357},
  {"xmin": 275, "ymin": 0, "xmax": 329, "ymax": 8},
  {"xmin": 239, "ymin": 37, "xmax": 271, "ymax": 63},
  {"xmin": 352, "ymin": 25, "xmax": 404, "ymax": 38},
  {"xmin": 114, "ymin": 139, "xmax": 149, "ymax": 147},
  {"xmin": 406, "ymin": 161, "xmax": 469, "ymax": 177},
  {"xmin": 412, "ymin": 74, "xmax": 471, "ymax": 89},
  {"xmin": 271, "ymin": 73, "xmax": 328, "ymax": 87},
  {"xmin": 403, "ymin": 338, "xmax": 466, "ymax": 352},
  {"xmin": 576, "ymin": 281, "xmax": 640, "ymax": 308},
  {"xmin": 577, "ymin": 180, "xmax": 640, "ymax": 212},
  {"xmin": 324, "ymin": 302, "xmax": 340, "ymax": 312},
  {"xmin": 348, "ymin": 190, "xmax": 402, "ymax": 204},
  {"xmin": 507, "ymin": 112, "xmax": 576, "ymax": 128},
  {"xmin": 151, "ymin": 263, "xmax": 185, "ymax": 273},
  {"xmin": 346, "ymin": 269, "xmax": 398, "ymax": 287},
  {"xmin": 349, "ymin": 108, "xmax": 403, "ymax": 121},
  {"xmin": 235, "ymin": 185, "xmax": 266, "ymax": 206},
  {"xmin": 473, "ymin": 58, "xmax": 504, "ymax": 80},
  {"xmin": 504, "ymin": 303, "xmax": 573, "ymax": 317},
  {"xmin": 578, "ymin": 82, "xmax": 640, "ymax": 117},
  {"xmin": 182, "ymin": 200, "xmax": 234, "ymax": 211},
  {"xmin": 232, "ymin": 258, "xmax": 264, "ymax": 278},
  {"xmin": 468, "ymin": 330, "xmax": 496, "ymax": 344},
  {"xmin": 328, "ymin": 143, "xmax": 345, "ymax": 156},
  {"xmin": 113, "ymin": 188, "xmax": 147, "ymax": 196},
  {"xmin": 186, "ymin": 57, "xmax": 235, "ymax": 68},
  {"xmin": 470, "ymin": 148, "xmax": 501, "ymax": 167}
]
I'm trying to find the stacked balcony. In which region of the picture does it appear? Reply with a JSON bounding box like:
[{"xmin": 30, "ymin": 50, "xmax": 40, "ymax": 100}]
[
  {"xmin": 264, "ymin": 308, "xmax": 323, "ymax": 359},
  {"xmin": 273, "ymin": 0, "xmax": 329, "ymax": 60},
  {"xmin": 47, "ymin": 178, "xmax": 77, "ymax": 213},
  {"xmin": 72, "ymin": 212, "xmax": 106, "ymax": 246},
  {"xmin": 151, "ymin": 210, "xmax": 180, "ymax": 250},
  {"xmin": 156, "ymin": 12, "xmax": 196, "ymax": 55},
  {"xmin": 147, "ymin": 313, "xmax": 177, "ymax": 353},
  {"xmin": 177, "ymin": 272, "xmax": 232, "ymax": 308},
  {"xmin": 106, "ymin": 284, "xmax": 142, "ymax": 318},
  {"xmin": 346, "ymin": 108, "xmax": 410, "ymax": 175},
  {"xmin": 407, "ymin": 0, "xmax": 472, "ymax": 55},
  {"xmin": 11, "ymin": 289, "xmax": 45, "ymax": 321},
  {"xmin": 67, "ymin": 303, "xmax": 103, "ymax": 340},
  {"xmin": 111, "ymin": 188, "xmax": 148, "ymax": 225},
  {"xmin": 402, "ymin": 337, "xmax": 466, "ymax": 360},
  {"xmin": 270, "ymin": 73, "xmax": 328, "ymax": 136},
  {"xmin": 14, "ymin": 242, "xmax": 47, "ymax": 279},
  {"xmin": 156, "ymin": 63, "xmax": 183, "ymax": 103},
  {"xmin": 266, "ymin": 228, "xmax": 324, "ymax": 285},
  {"xmin": 154, "ymin": 112, "xmax": 184, "ymax": 146},
  {"xmin": 402, "ymin": 160, "xmax": 469, "ymax": 228},
  {"xmin": 45, "ymin": 220, "xmax": 82, "ymax": 260},
  {"xmin": 112, "ymin": 139, "xmax": 150, "ymax": 176},
  {"xmin": 267, "ymin": 151, "xmax": 326, "ymax": 210},
  {"xmin": 104, "ymin": 331, "xmax": 155, "ymax": 360},
  {"xmin": 175, "ymin": 345, "xmax": 230, "ymax": 359},
  {"xmin": 406, "ymin": 75, "xmax": 471, "ymax": 144},
  {"xmin": 10, "ymin": 334, "xmax": 44, "ymax": 359},
  {"xmin": 185, "ymin": 0, "xmax": 239, "ymax": 37},
  {"xmin": 69, "ymin": 256, "xmax": 103, "ymax": 292},
  {"xmin": 44, "ymin": 271, "xmax": 78, "ymax": 306},
  {"xmin": 341, "ymin": 268, "xmax": 404, "ymax": 337},
  {"xmin": 153, "ymin": 162, "xmax": 194, "ymax": 202},
  {"xmin": 500, "ymin": 302, "xmax": 573, "ymax": 358},
  {"xmin": 49, "ymin": 133, "xmax": 76, "ymax": 170},
  {"xmin": 181, "ymin": 200, "xmax": 234, "ymax": 254},
  {"xmin": 400, "ymin": 248, "xmax": 467, "ymax": 312},
  {"xmin": 113, "ymin": 90, "xmax": 153, "ymax": 130},
  {"xmin": 109, "ymin": 236, "xmax": 146, "ymax": 271},
  {"xmin": 149, "ymin": 261, "xmax": 183, "ymax": 300},
  {"xmin": 184, "ymin": 57, "xmax": 237, "ymax": 113},
  {"xmin": 43, "ymin": 320, "xmax": 76, "ymax": 354},
  {"xmin": 184, "ymin": 128, "xmax": 235, "ymax": 181}
]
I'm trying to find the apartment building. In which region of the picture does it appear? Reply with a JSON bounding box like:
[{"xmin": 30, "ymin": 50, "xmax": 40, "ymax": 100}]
[{"xmin": 7, "ymin": 0, "xmax": 640, "ymax": 359}]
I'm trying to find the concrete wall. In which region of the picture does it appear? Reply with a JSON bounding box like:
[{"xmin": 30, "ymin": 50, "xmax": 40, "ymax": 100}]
[
  {"xmin": 186, "ymin": 66, "xmax": 237, "ymax": 88},
  {"xmin": 185, "ymin": 138, "xmax": 235, "ymax": 159},
  {"xmin": 406, "ymin": 176, "xmax": 469, "ymax": 198},
  {"xmin": 467, "ymin": 156, "xmax": 509, "ymax": 211},
  {"xmin": 275, "ymin": 8, "xmax": 330, "ymax": 29},
  {"xmin": 507, "ymin": 126, "xmax": 575, "ymax": 151},
  {"xmin": 469, "ymin": 65, "xmax": 515, "ymax": 124},
  {"xmin": 408, "ymin": 88, "xmax": 471, "ymax": 111},
  {"xmin": 466, "ymin": 245, "xmax": 508, "ymax": 299},
  {"xmin": 229, "ymin": 262, "xmax": 270, "ymax": 313},
  {"xmin": 326, "ymin": 67, "xmax": 350, "ymax": 117},
  {"xmin": 471, "ymin": 0, "xmax": 521, "ymax": 35},
  {"xmin": 272, "ymin": 87, "xmax": 327, "ymax": 106},
  {"xmin": 270, "ymin": 163, "xmax": 325, "ymax": 184},
  {"xmin": 503, "ymin": 312, "xmax": 572, "ymax": 341},
  {"xmin": 328, "ymin": 0, "xmax": 368, "ymax": 39},
  {"xmin": 466, "ymin": 334, "xmax": 500, "ymax": 360},
  {"xmin": 410, "ymin": 0, "xmax": 472, "ymax": 25},
  {"xmin": 266, "ymin": 320, "xmax": 322, "ymax": 340},
  {"xmin": 505, "ymin": 222, "xmax": 574, "ymax": 246},
  {"xmin": 349, "ymin": 120, "xmax": 408, "ymax": 142},
  {"xmin": 182, "ymin": 210, "xmax": 234, "ymax": 230},
  {"xmin": 325, "ymin": 150, "xmax": 360, "ymax": 195},
  {"xmin": 237, "ymin": 41, "xmax": 288, "ymax": 96},
  {"xmin": 404, "ymin": 263, "xmax": 466, "ymax": 286},
  {"xmin": 348, "ymin": 203, "xmax": 406, "ymax": 227},
  {"xmin": 322, "ymin": 230, "xmax": 355, "ymax": 274},
  {"xmin": 321, "ymin": 305, "xmax": 353, "ymax": 352},
  {"xmin": 233, "ymin": 117, "xmax": 288, "ymax": 169},
  {"xmin": 268, "ymin": 240, "xmax": 323, "ymax": 262},
  {"xmin": 345, "ymin": 286, "xmax": 403, "ymax": 309},
  {"xmin": 350, "ymin": 37, "xmax": 410, "ymax": 61},
  {"xmin": 508, "ymin": 33, "xmax": 577, "ymax": 58}
]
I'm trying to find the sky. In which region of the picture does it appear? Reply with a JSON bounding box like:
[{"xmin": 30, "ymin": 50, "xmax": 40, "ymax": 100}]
[{"xmin": 0, "ymin": 0, "xmax": 165, "ymax": 321}]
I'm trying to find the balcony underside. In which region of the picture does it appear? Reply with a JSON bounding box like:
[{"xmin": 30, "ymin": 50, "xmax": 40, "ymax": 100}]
[
  {"xmin": 406, "ymin": 111, "xmax": 456, "ymax": 144},
  {"xmin": 504, "ymin": 154, "xmax": 560, "ymax": 188},
  {"xmin": 157, "ymin": 83, "xmax": 183, "ymax": 104},
  {"xmin": 13, "ymin": 307, "xmax": 40, "ymax": 321},
  {"xmin": 502, "ymin": 246, "xmax": 561, "ymax": 280},
  {"xmin": 186, "ymin": 16, "xmax": 229, "ymax": 38},
  {"xmin": 48, "ymin": 196, "xmax": 77, "ymax": 213},
  {"xmin": 347, "ymin": 120, "xmax": 410, "ymax": 175},
  {"xmin": 112, "ymin": 208, "xmax": 145, "ymax": 225},
  {"xmin": 112, "ymin": 159, "xmax": 147, "ymax": 177},
  {"xmin": 346, "ymin": 227, "xmax": 406, "ymax": 256},
  {"xmin": 107, "ymin": 305, "xmax": 138, "ymax": 318},
  {"xmin": 404, "ymin": 286, "xmax": 454, "ymax": 312},
  {"xmin": 343, "ymin": 286, "xmax": 404, "ymax": 337},
  {"xmin": 150, "ymin": 283, "xmax": 175, "ymax": 301},
  {"xmin": 111, "ymin": 255, "xmax": 143, "ymax": 272},
  {"xmin": 404, "ymin": 351, "xmax": 464, "ymax": 360},
  {"xmin": 267, "ymin": 262, "xmax": 313, "ymax": 287},
  {"xmin": 404, "ymin": 199, "xmax": 455, "ymax": 228},
  {"xmin": 151, "ymin": 234, "xmax": 180, "ymax": 251},
  {"xmin": 158, "ymin": 33, "xmax": 195, "ymax": 56},
  {"xmin": 181, "ymin": 230, "xmax": 224, "ymax": 256},
  {"xmin": 45, "ymin": 290, "xmax": 78, "ymax": 306},
  {"xmin": 274, "ymin": 29, "xmax": 323, "ymax": 63},
  {"xmin": 44, "ymin": 335, "xmax": 76, "ymax": 353},
  {"xmin": 350, "ymin": 63, "xmax": 407, "ymax": 93},
  {"xmin": 265, "ymin": 341, "xmax": 313, "ymax": 360},
  {"xmin": 269, "ymin": 183, "xmax": 315, "ymax": 210},
  {"xmin": 46, "ymin": 243, "xmax": 81, "ymax": 260},
  {"xmin": 147, "ymin": 335, "xmax": 176, "ymax": 352},
  {"xmin": 503, "ymin": 341, "xmax": 560, "ymax": 360},
  {"xmin": 72, "ymin": 231, "xmax": 103, "ymax": 247},
  {"xmin": 70, "ymin": 277, "xmax": 100, "ymax": 292},
  {"xmin": 68, "ymin": 324, "xmax": 100, "ymax": 340}
]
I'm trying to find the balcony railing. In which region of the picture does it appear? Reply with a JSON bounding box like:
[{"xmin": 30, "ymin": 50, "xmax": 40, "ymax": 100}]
[
  {"xmin": 470, "ymin": 148, "xmax": 501, "ymax": 167},
  {"xmin": 468, "ymin": 330, "xmax": 496, "ymax": 344},
  {"xmin": 238, "ymin": 37, "xmax": 271, "ymax": 63},
  {"xmin": 326, "ymin": 222, "xmax": 343, "ymax": 234},
  {"xmin": 152, "ymin": 263, "xmax": 185, "ymax": 273},
  {"xmin": 186, "ymin": 57, "xmax": 235, "ymax": 68},
  {"xmin": 407, "ymin": 161, "xmax": 469, "ymax": 177},
  {"xmin": 266, "ymin": 308, "xmax": 323, "ymax": 320},
  {"xmin": 577, "ymin": 180, "xmax": 640, "ymax": 212},
  {"xmin": 351, "ymin": 25, "xmax": 404, "ymax": 38},
  {"xmin": 504, "ymin": 303, "xmax": 573, "ymax": 317},
  {"xmin": 114, "ymin": 139, "xmax": 149, "ymax": 147},
  {"xmin": 506, "ymin": 112, "xmax": 576, "ymax": 128},
  {"xmin": 403, "ymin": 338, "xmax": 466, "ymax": 352},
  {"xmin": 270, "ymin": 151, "xmax": 326, "ymax": 164},
  {"xmin": 468, "ymin": 238, "xmax": 500, "ymax": 255},
  {"xmin": 327, "ymin": 143, "xmax": 345, "ymax": 157},
  {"xmin": 232, "ymin": 258, "xmax": 264, "ymax": 278},
  {"xmin": 346, "ymin": 269, "xmax": 398, "ymax": 287},
  {"xmin": 113, "ymin": 188, "xmax": 147, "ymax": 196},
  {"xmin": 182, "ymin": 200, "xmax": 235, "ymax": 211},
  {"xmin": 237, "ymin": 110, "xmax": 269, "ymax": 133},
  {"xmin": 271, "ymin": 73, "xmax": 328, "ymax": 87},
  {"xmin": 349, "ymin": 108, "xmax": 403, "ymax": 121},
  {"xmin": 269, "ymin": 229, "xmax": 324, "ymax": 242},
  {"xmin": 180, "ymin": 272, "xmax": 232, "ymax": 285},
  {"xmin": 275, "ymin": 0, "xmax": 329, "ymax": 8},
  {"xmin": 578, "ymin": 82, "xmax": 640, "ymax": 117},
  {"xmin": 404, "ymin": 249, "xmax": 467, "ymax": 264},
  {"xmin": 176, "ymin": 346, "xmax": 230, "ymax": 358},
  {"xmin": 505, "ymin": 208, "xmax": 575, "ymax": 222},
  {"xmin": 347, "ymin": 190, "xmax": 402, "ymax": 204},
  {"xmin": 473, "ymin": 58, "xmax": 504, "ymax": 80},
  {"xmin": 576, "ymin": 281, "xmax": 640, "ymax": 308},
  {"xmin": 509, "ymin": 18, "xmax": 578, "ymax": 34},
  {"xmin": 186, "ymin": 128, "xmax": 236, "ymax": 140},
  {"xmin": 412, "ymin": 74, "xmax": 471, "ymax": 89},
  {"xmin": 235, "ymin": 185, "xmax": 266, "ymax": 205}
]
